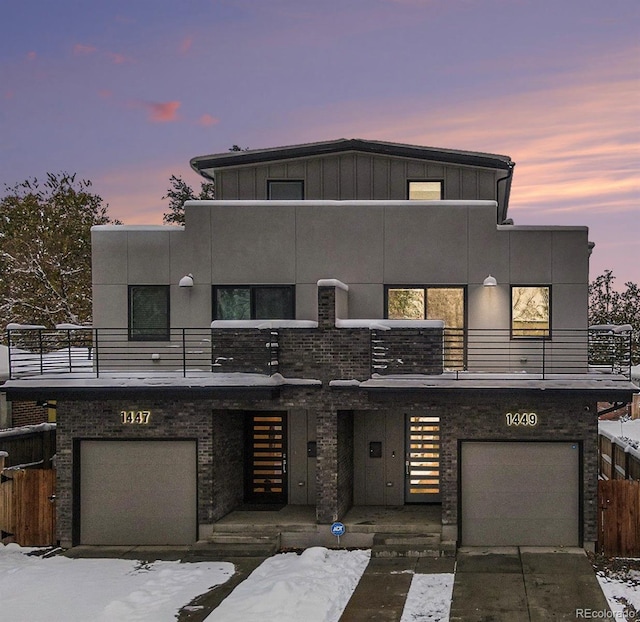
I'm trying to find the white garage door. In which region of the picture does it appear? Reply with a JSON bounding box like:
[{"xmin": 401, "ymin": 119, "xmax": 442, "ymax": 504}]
[
  {"xmin": 80, "ymin": 440, "xmax": 197, "ymax": 545},
  {"xmin": 461, "ymin": 441, "xmax": 580, "ymax": 546}
]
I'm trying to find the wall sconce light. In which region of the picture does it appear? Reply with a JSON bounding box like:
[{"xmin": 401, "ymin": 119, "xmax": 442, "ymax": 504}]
[
  {"xmin": 179, "ymin": 273, "xmax": 194, "ymax": 288},
  {"xmin": 483, "ymin": 275, "xmax": 497, "ymax": 287}
]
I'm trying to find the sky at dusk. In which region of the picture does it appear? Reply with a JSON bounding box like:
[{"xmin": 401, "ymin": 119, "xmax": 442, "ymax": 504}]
[{"xmin": 2, "ymin": 0, "xmax": 639, "ymax": 285}]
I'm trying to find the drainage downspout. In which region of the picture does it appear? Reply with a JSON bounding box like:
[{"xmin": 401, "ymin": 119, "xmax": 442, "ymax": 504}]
[{"xmin": 496, "ymin": 161, "xmax": 515, "ymax": 224}]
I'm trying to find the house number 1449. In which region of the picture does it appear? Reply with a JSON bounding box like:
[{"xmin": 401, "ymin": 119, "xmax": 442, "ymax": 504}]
[
  {"xmin": 505, "ymin": 412, "xmax": 538, "ymax": 426},
  {"xmin": 121, "ymin": 410, "xmax": 151, "ymax": 424}
]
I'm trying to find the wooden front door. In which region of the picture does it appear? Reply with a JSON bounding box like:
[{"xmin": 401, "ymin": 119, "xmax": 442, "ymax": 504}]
[
  {"xmin": 244, "ymin": 412, "xmax": 288, "ymax": 504},
  {"xmin": 405, "ymin": 415, "xmax": 441, "ymax": 503}
]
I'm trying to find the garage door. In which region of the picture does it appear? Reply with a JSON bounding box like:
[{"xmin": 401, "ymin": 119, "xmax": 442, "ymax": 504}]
[
  {"xmin": 80, "ymin": 440, "xmax": 197, "ymax": 545},
  {"xmin": 461, "ymin": 441, "xmax": 580, "ymax": 546}
]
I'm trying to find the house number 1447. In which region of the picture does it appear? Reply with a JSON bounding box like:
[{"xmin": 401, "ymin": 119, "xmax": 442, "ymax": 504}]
[
  {"xmin": 505, "ymin": 412, "xmax": 538, "ymax": 426},
  {"xmin": 121, "ymin": 410, "xmax": 151, "ymax": 424}
]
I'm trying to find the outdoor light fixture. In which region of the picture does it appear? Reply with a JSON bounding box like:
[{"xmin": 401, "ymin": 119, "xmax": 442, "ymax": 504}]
[
  {"xmin": 179, "ymin": 274, "xmax": 194, "ymax": 288},
  {"xmin": 483, "ymin": 275, "xmax": 497, "ymax": 287}
]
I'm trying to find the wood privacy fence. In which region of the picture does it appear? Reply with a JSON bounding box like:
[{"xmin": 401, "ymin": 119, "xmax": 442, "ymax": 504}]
[
  {"xmin": 0, "ymin": 469, "xmax": 56, "ymax": 546},
  {"xmin": 598, "ymin": 479, "xmax": 640, "ymax": 556},
  {"xmin": 0, "ymin": 424, "xmax": 56, "ymax": 469}
]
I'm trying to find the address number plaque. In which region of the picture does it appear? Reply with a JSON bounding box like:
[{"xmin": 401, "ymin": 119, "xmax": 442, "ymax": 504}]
[
  {"xmin": 505, "ymin": 412, "xmax": 538, "ymax": 427},
  {"xmin": 120, "ymin": 410, "xmax": 151, "ymax": 425}
]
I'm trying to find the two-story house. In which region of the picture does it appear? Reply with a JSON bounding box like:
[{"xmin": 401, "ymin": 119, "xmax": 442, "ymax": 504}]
[{"xmin": 5, "ymin": 138, "xmax": 636, "ymax": 550}]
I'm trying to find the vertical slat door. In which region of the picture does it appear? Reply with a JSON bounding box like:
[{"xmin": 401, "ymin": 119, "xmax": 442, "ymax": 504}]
[
  {"xmin": 405, "ymin": 415, "xmax": 441, "ymax": 502},
  {"xmin": 245, "ymin": 413, "xmax": 287, "ymax": 504}
]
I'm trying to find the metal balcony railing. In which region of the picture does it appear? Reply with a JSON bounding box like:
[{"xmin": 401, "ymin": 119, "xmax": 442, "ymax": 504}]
[{"xmin": 5, "ymin": 325, "xmax": 634, "ymax": 381}]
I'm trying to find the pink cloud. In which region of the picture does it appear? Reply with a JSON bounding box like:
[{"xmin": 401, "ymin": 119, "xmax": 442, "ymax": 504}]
[
  {"xmin": 73, "ymin": 43, "xmax": 97, "ymax": 56},
  {"xmin": 179, "ymin": 36, "xmax": 193, "ymax": 55},
  {"xmin": 26, "ymin": 51, "xmax": 37, "ymax": 61},
  {"xmin": 4, "ymin": 90, "xmax": 15, "ymax": 100},
  {"xmin": 98, "ymin": 89, "xmax": 113, "ymax": 99},
  {"xmin": 108, "ymin": 52, "xmax": 129, "ymax": 64},
  {"xmin": 138, "ymin": 101, "xmax": 182, "ymax": 123},
  {"xmin": 198, "ymin": 114, "xmax": 220, "ymax": 127}
]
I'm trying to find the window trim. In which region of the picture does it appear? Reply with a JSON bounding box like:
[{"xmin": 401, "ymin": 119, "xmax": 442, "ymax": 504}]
[
  {"xmin": 128, "ymin": 285, "xmax": 170, "ymax": 342},
  {"xmin": 407, "ymin": 180, "xmax": 444, "ymax": 200},
  {"xmin": 212, "ymin": 285, "xmax": 296, "ymax": 320},
  {"xmin": 267, "ymin": 180, "xmax": 305, "ymax": 200},
  {"xmin": 510, "ymin": 285, "xmax": 552, "ymax": 340}
]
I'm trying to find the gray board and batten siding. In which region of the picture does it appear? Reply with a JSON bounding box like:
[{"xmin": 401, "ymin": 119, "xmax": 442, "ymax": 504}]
[{"xmin": 190, "ymin": 139, "xmax": 514, "ymax": 223}]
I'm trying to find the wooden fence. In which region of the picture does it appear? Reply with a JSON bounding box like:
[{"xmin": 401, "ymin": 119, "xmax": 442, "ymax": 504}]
[
  {"xmin": 0, "ymin": 469, "xmax": 56, "ymax": 546},
  {"xmin": 0, "ymin": 425, "xmax": 56, "ymax": 469},
  {"xmin": 598, "ymin": 479, "xmax": 640, "ymax": 556}
]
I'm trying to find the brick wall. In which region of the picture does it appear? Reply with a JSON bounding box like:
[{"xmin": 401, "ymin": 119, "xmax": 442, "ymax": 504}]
[
  {"xmin": 211, "ymin": 410, "xmax": 244, "ymax": 521},
  {"xmin": 337, "ymin": 410, "xmax": 354, "ymax": 518},
  {"xmin": 438, "ymin": 394, "xmax": 598, "ymax": 543},
  {"xmin": 10, "ymin": 400, "xmax": 49, "ymax": 427},
  {"xmin": 56, "ymin": 398, "xmax": 215, "ymax": 546}
]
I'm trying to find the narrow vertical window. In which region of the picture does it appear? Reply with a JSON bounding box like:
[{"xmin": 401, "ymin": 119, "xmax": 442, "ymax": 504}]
[
  {"xmin": 511, "ymin": 286, "xmax": 551, "ymax": 338},
  {"xmin": 128, "ymin": 286, "xmax": 170, "ymax": 341}
]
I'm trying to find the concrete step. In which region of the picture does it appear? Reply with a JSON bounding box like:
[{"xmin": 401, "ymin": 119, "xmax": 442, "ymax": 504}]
[
  {"xmin": 194, "ymin": 534, "xmax": 280, "ymax": 558},
  {"xmin": 372, "ymin": 533, "xmax": 454, "ymax": 558}
]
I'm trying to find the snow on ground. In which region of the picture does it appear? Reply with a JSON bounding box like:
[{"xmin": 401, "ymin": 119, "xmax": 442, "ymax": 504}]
[
  {"xmin": 0, "ymin": 543, "xmax": 234, "ymax": 622},
  {"xmin": 595, "ymin": 560, "xmax": 640, "ymax": 618},
  {"xmin": 400, "ymin": 573, "xmax": 454, "ymax": 622},
  {"xmin": 205, "ymin": 547, "xmax": 370, "ymax": 622},
  {"xmin": 0, "ymin": 544, "xmax": 454, "ymax": 622}
]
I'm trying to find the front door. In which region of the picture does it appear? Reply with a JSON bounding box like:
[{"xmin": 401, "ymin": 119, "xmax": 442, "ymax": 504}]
[
  {"xmin": 244, "ymin": 412, "xmax": 288, "ymax": 504},
  {"xmin": 405, "ymin": 415, "xmax": 441, "ymax": 502}
]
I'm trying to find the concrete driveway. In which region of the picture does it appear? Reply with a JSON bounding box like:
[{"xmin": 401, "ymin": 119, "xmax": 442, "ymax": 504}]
[{"xmin": 450, "ymin": 547, "xmax": 611, "ymax": 622}]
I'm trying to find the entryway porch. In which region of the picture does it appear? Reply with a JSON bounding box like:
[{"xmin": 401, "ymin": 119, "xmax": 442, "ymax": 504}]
[{"xmin": 204, "ymin": 504, "xmax": 450, "ymax": 557}]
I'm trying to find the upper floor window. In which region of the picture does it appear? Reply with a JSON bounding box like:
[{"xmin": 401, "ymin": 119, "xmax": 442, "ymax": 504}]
[
  {"xmin": 268, "ymin": 180, "xmax": 304, "ymax": 200},
  {"xmin": 408, "ymin": 181, "xmax": 443, "ymax": 200},
  {"xmin": 511, "ymin": 286, "xmax": 550, "ymax": 338},
  {"xmin": 213, "ymin": 285, "xmax": 295, "ymax": 320},
  {"xmin": 386, "ymin": 286, "xmax": 465, "ymax": 326},
  {"xmin": 386, "ymin": 286, "xmax": 466, "ymax": 368},
  {"xmin": 128, "ymin": 285, "xmax": 170, "ymax": 341}
]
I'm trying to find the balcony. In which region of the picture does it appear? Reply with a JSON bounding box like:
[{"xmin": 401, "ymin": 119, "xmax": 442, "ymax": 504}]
[{"xmin": 4, "ymin": 324, "xmax": 634, "ymax": 390}]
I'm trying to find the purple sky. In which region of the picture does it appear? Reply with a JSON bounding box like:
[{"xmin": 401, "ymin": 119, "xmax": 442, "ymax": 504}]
[{"xmin": 2, "ymin": 0, "xmax": 639, "ymax": 285}]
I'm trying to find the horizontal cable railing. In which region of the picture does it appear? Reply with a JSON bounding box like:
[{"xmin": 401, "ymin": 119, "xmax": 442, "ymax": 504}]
[
  {"xmin": 7, "ymin": 327, "xmax": 277, "ymax": 379},
  {"xmin": 5, "ymin": 325, "xmax": 633, "ymax": 381}
]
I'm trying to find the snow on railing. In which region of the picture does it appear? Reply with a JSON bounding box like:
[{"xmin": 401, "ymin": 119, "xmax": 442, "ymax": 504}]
[{"xmin": 4, "ymin": 324, "xmax": 635, "ymax": 382}]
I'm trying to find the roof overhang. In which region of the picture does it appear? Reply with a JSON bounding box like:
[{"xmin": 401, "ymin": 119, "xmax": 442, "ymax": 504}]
[{"xmin": 191, "ymin": 138, "xmax": 514, "ymax": 181}]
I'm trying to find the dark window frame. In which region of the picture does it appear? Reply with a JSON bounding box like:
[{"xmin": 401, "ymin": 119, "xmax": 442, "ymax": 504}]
[
  {"xmin": 383, "ymin": 284, "xmax": 467, "ymax": 326},
  {"xmin": 128, "ymin": 285, "xmax": 170, "ymax": 341},
  {"xmin": 267, "ymin": 180, "xmax": 305, "ymax": 200},
  {"xmin": 212, "ymin": 285, "xmax": 296, "ymax": 320},
  {"xmin": 407, "ymin": 180, "xmax": 444, "ymax": 200},
  {"xmin": 510, "ymin": 284, "xmax": 552, "ymax": 340}
]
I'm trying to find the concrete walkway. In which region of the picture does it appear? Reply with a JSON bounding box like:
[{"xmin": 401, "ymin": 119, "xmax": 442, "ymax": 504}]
[
  {"xmin": 340, "ymin": 556, "xmax": 455, "ymax": 622},
  {"xmin": 339, "ymin": 547, "xmax": 610, "ymax": 622},
  {"xmin": 450, "ymin": 547, "xmax": 611, "ymax": 622},
  {"xmin": 65, "ymin": 544, "xmax": 611, "ymax": 621}
]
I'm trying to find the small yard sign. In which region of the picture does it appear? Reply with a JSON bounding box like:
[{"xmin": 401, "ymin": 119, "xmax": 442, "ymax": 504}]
[{"xmin": 331, "ymin": 521, "xmax": 345, "ymax": 546}]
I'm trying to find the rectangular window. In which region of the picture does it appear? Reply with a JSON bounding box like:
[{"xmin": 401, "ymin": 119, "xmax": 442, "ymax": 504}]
[
  {"xmin": 386, "ymin": 286, "xmax": 465, "ymax": 368},
  {"xmin": 511, "ymin": 286, "xmax": 550, "ymax": 338},
  {"xmin": 268, "ymin": 180, "xmax": 304, "ymax": 200},
  {"xmin": 408, "ymin": 181, "xmax": 443, "ymax": 200},
  {"xmin": 213, "ymin": 285, "xmax": 295, "ymax": 320},
  {"xmin": 128, "ymin": 285, "xmax": 170, "ymax": 341},
  {"xmin": 387, "ymin": 286, "xmax": 464, "ymax": 326}
]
